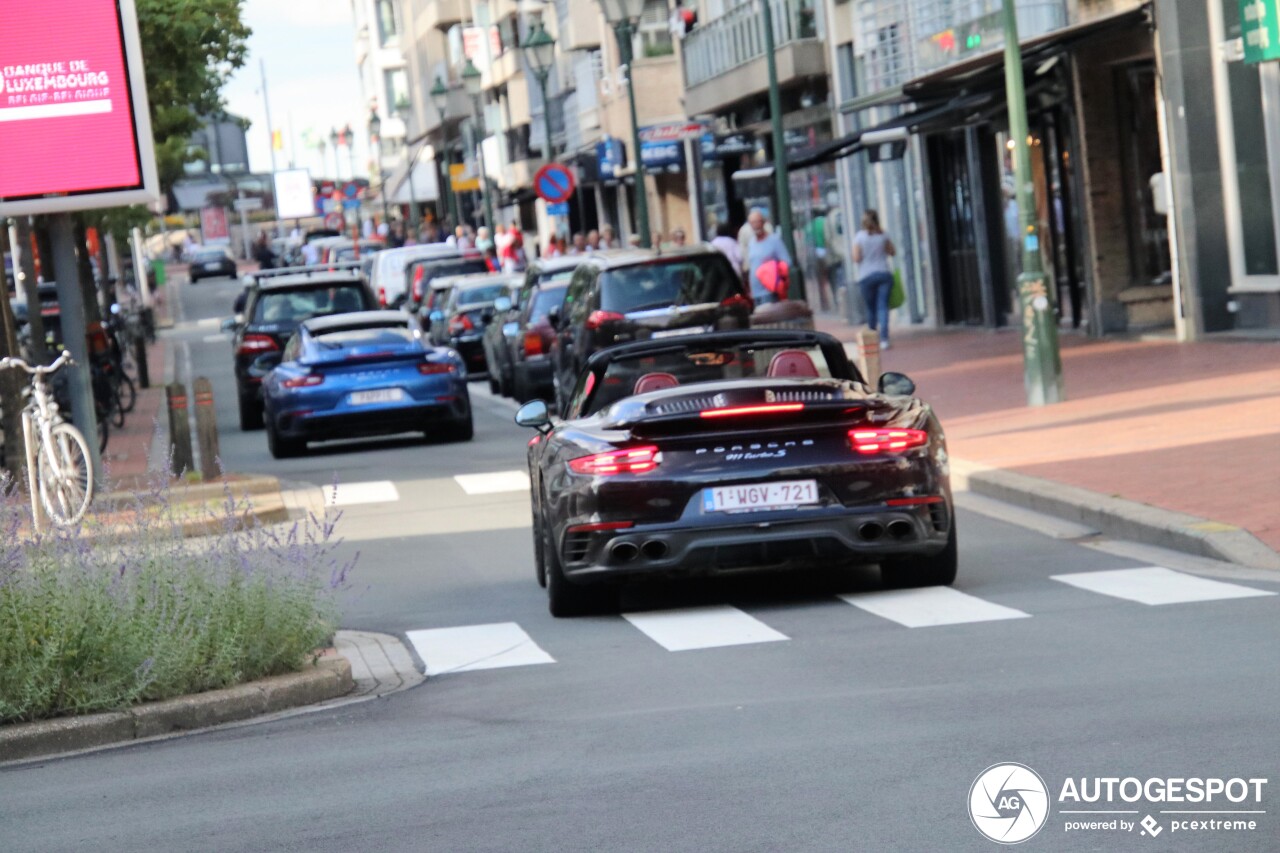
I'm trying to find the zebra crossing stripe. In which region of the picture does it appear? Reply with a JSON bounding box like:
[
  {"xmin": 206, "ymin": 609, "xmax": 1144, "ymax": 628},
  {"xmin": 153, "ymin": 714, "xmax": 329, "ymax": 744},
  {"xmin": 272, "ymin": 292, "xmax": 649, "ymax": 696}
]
[
  {"xmin": 1051, "ymin": 567, "xmax": 1276, "ymax": 606},
  {"xmin": 623, "ymin": 605, "xmax": 790, "ymax": 651},
  {"xmin": 322, "ymin": 480, "xmax": 400, "ymax": 506},
  {"xmin": 454, "ymin": 470, "xmax": 531, "ymax": 495},
  {"xmin": 406, "ymin": 622, "xmax": 555, "ymax": 676},
  {"xmin": 840, "ymin": 587, "xmax": 1031, "ymax": 628}
]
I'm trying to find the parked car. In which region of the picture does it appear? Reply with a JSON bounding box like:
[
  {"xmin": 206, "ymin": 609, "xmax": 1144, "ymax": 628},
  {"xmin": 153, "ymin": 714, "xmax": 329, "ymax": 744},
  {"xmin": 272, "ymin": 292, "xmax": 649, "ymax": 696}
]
[
  {"xmin": 429, "ymin": 273, "xmax": 521, "ymax": 376},
  {"xmin": 188, "ymin": 247, "xmax": 237, "ymax": 282},
  {"xmin": 368, "ymin": 244, "xmax": 459, "ymax": 308},
  {"xmin": 228, "ymin": 266, "xmax": 378, "ymax": 430},
  {"xmin": 404, "ymin": 253, "xmax": 490, "ymax": 329},
  {"xmin": 515, "ymin": 329, "xmax": 953, "ymax": 616},
  {"xmin": 481, "ymin": 293, "xmax": 522, "ymax": 395},
  {"xmin": 254, "ymin": 311, "xmax": 472, "ymax": 458},
  {"xmin": 328, "ymin": 239, "xmax": 384, "ymax": 265},
  {"xmin": 548, "ymin": 247, "xmax": 752, "ymax": 415}
]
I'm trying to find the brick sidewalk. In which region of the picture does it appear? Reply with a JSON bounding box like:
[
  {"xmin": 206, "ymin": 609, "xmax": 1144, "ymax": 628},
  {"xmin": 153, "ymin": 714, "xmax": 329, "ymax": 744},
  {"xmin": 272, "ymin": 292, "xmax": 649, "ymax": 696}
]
[
  {"xmin": 814, "ymin": 315, "xmax": 1280, "ymax": 554},
  {"xmin": 100, "ymin": 338, "xmax": 166, "ymax": 484}
]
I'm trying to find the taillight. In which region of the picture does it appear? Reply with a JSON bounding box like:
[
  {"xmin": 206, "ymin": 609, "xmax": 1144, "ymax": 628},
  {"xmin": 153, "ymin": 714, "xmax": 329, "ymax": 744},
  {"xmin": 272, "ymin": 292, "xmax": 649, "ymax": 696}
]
[
  {"xmin": 449, "ymin": 314, "xmax": 475, "ymax": 335},
  {"xmin": 378, "ymin": 286, "xmax": 387, "ymax": 308},
  {"xmin": 699, "ymin": 403, "xmax": 804, "ymax": 419},
  {"xmin": 849, "ymin": 428, "xmax": 929, "ymax": 454},
  {"xmin": 237, "ymin": 334, "xmax": 279, "ymax": 356},
  {"xmin": 411, "ymin": 266, "xmax": 425, "ymax": 301},
  {"xmin": 419, "ymin": 362, "xmax": 455, "ymax": 375},
  {"xmin": 523, "ymin": 331, "xmax": 544, "ymax": 356},
  {"xmin": 568, "ymin": 446, "xmax": 660, "ymax": 475},
  {"xmin": 721, "ymin": 293, "xmax": 754, "ymax": 312},
  {"xmin": 885, "ymin": 496, "xmax": 944, "ymax": 506},
  {"xmin": 585, "ymin": 310, "xmax": 624, "ymax": 330},
  {"xmin": 282, "ymin": 374, "xmax": 323, "ymax": 388}
]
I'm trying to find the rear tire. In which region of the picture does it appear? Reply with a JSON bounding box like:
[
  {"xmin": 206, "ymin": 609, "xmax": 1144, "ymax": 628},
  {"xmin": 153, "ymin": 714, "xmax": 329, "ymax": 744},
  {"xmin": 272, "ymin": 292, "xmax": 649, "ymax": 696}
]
[
  {"xmin": 117, "ymin": 374, "xmax": 137, "ymax": 414},
  {"xmin": 532, "ymin": 495, "xmax": 547, "ymax": 588},
  {"xmin": 488, "ymin": 374, "xmax": 500, "ymax": 395},
  {"xmin": 266, "ymin": 420, "xmax": 305, "ymax": 459},
  {"xmin": 881, "ymin": 525, "xmax": 957, "ymax": 589},
  {"xmin": 238, "ymin": 391, "xmax": 263, "ymax": 431},
  {"xmin": 544, "ymin": 517, "xmax": 617, "ymax": 617}
]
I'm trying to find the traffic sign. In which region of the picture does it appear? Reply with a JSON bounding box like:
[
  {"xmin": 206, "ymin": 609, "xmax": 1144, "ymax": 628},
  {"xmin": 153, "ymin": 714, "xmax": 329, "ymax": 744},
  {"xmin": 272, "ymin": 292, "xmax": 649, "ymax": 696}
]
[
  {"xmin": 324, "ymin": 211, "xmax": 344, "ymax": 230},
  {"xmin": 546, "ymin": 201, "xmax": 569, "ymax": 216},
  {"xmin": 233, "ymin": 197, "xmax": 263, "ymax": 213},
  {"xmin": 534, "ymin": 163, "xmax": 576, "ymax": 204},
  {"xmin": 343, "ymin": 181, "xmax": 361, "ymax": 200},
  {"xmin": 1242, "ymin": 0, "xmax": 1280, "ymax": 63}
]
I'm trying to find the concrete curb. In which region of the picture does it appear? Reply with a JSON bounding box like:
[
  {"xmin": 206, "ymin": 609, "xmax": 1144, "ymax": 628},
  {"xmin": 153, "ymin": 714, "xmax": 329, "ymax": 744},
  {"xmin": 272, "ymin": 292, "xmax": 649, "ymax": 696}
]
[
  {"xmin": 0, "ymin": 655, "xmax": 353, "ymax": 763},
  {"xmin": 952, "ymin": 459, "xmax": 1280, "ymax": 572}
]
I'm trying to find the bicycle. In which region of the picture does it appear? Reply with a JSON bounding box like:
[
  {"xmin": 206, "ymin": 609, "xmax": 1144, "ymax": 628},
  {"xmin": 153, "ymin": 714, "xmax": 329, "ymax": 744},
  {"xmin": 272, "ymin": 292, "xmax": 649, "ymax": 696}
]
[{"xmin": 0, "ymin": 352, "xmax": 94, "ymax": 526}]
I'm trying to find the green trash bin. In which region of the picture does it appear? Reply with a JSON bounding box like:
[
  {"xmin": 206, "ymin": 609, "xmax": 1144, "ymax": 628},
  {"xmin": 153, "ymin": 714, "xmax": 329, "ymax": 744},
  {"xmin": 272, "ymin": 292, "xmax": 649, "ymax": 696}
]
[{"xmin": 152, "ymin": 258, "xmax": 166, "ymax": 288}]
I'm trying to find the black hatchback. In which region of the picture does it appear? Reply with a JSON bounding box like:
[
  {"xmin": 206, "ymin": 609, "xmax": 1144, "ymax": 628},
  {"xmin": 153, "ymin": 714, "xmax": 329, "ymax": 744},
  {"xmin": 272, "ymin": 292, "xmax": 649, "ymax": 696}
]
[{"xmin": 548, "ymin": 247, "xmax": 752, "ymax": 415}]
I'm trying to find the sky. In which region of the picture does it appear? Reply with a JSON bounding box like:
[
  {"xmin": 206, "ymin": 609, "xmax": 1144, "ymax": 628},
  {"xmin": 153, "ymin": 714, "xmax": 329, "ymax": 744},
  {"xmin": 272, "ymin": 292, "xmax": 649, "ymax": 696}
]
[{"xmin": 222, "ymin": 0, "xmax": 371, "ymax": 180}]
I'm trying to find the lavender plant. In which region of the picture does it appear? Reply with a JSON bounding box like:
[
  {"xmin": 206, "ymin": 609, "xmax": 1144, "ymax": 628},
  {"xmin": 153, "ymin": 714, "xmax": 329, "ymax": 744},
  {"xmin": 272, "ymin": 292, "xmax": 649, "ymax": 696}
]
[{"xmin": 0, "ymin": 472, "xmax": 355, "ymax": 724}]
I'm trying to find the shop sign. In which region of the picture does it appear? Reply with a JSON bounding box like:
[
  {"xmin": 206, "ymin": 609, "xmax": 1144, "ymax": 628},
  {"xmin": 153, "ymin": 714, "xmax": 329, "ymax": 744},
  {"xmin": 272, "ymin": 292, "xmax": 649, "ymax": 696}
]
[
  {"xmin": 641, "ymin": 140, "xmax": 683, "ymax": 171},
  {"xmin": 596, "ymin": 137, "xmax": 625, "ymax": 181},
  {"xmin": 701, "ymin": 133, "xmax": 759, "ymax": 159},
  {"xmin": 639, "ymin": 122, "xmax": 706, "ymax": 143}
]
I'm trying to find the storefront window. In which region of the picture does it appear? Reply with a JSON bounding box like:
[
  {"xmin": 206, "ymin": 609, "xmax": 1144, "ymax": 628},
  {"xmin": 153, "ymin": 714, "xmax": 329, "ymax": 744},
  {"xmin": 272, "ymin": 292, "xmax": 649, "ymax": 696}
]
[{"xmin": 1227, "ymin": 59, "xmax": 1278, "ymax": 275}]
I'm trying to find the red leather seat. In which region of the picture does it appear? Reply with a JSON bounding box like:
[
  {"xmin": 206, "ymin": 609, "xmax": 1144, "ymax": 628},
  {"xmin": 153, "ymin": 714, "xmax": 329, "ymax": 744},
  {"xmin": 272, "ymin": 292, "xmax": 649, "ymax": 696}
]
[
  {"xmin": 766, "ymin": 350, "xmax": 819, "ymax": 378},
  {"xmin": 633, "ymin": 372, "xmax": 679, "ymax": 394}
]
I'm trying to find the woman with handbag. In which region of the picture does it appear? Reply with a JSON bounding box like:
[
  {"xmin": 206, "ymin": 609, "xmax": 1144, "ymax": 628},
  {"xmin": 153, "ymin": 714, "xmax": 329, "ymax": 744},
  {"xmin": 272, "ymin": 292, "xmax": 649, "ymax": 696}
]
[{"xmin": 853, "ymin": 209, "xmax": 897, "ymax": 349}]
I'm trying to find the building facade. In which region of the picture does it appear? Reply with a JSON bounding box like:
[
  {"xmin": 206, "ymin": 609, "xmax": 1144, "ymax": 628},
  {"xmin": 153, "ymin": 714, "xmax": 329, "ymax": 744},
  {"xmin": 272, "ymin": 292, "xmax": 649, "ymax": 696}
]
[{"xmin": 352, "ymin": 0, "xmax": 411, "ymax": 199}]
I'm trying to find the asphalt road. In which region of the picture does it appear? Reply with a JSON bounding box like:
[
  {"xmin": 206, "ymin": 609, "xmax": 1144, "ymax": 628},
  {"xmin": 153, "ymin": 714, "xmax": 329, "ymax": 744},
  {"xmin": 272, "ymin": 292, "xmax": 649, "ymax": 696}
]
[{"xmin": 3, "ymin": 272, "xmax": 1278, "ymax": 852}]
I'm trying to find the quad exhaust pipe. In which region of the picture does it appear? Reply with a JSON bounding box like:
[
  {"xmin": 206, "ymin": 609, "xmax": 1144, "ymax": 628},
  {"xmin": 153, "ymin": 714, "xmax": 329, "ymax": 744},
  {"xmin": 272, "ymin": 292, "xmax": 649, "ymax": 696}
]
[
  {"xmin": 641, "ymin": 540, "xmax": 668, "ymax": 560},
  {"xmin": 610, "ymin": 541, "xmax": 639, "ymax": 562},
  {"xmin": 608, "ymin": 539, "xmax": 669, "ymax": 563},
  {"xmin": 858, "ymin": 522, "xmax": 885, "ymax": 541},
  {"xmin": 887, "ymin": 520, "xmax": 915, "ymax": 541}
]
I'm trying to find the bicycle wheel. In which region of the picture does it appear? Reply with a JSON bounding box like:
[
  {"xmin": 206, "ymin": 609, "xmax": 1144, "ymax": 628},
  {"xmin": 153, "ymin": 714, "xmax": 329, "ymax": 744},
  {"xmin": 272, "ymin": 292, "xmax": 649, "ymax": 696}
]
[
  {"xmin": 37, "ymin": 422, "xmax": 94, "ymax": 526},
  {"xmin": 116, "ymin": 373, "xmax": 137, "ymax": 414}
]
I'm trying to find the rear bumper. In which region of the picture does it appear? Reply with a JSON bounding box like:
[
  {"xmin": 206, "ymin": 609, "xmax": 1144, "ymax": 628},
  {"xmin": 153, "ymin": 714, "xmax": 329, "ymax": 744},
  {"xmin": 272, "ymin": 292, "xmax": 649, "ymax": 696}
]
[
  {"xmin": 450, "ymin": 337, "xmax": 487, "ymax": 373},
  {"xmin": 557, "ymin": 503, "xmax": 952, "ymax": 582},
  {"xmin": 271, "ymin": 395, "xmax": 469, "ymax": 440},
  {"xmin": 514, "ymin": 359, "xmax": 553, "ymax": 393}
]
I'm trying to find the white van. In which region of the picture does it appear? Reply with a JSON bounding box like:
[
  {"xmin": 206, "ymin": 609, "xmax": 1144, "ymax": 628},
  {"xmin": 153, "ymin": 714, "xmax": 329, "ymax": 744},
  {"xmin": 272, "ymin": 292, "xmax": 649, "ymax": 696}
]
[{"xmin": 369, "ymin": 244, "xmax": 460, "ymax": 307}]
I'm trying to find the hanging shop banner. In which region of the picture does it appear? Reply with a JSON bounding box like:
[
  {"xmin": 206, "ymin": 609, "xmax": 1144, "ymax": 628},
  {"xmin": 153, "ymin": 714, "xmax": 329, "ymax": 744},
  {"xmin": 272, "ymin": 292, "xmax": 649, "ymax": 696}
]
[{"xmin": 0, "ymin": 0, "xmax": 158, "ymax": 215}]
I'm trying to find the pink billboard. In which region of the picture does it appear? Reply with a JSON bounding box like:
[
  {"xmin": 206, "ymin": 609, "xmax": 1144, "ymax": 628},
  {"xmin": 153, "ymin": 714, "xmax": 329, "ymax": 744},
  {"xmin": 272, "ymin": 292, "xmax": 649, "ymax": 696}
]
[{"xmin": 0, "ymin": 0, "xmax": 157, "ymax": 214}]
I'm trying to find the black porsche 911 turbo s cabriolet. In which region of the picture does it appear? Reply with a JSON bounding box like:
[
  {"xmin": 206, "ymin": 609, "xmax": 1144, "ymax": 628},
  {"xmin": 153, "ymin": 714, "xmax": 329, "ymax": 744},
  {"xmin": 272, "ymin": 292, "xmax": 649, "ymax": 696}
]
[{"xmin": 514, "ymin": 329, "xmax": 957, "ymax": 617}]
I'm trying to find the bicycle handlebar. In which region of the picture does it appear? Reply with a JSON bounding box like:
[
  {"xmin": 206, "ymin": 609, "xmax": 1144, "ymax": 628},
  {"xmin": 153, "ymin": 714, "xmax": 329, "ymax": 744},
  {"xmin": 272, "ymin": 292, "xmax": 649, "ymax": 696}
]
[{"xmin": 0, "ymin": 351, "xmax": 74, "ymax": 375}]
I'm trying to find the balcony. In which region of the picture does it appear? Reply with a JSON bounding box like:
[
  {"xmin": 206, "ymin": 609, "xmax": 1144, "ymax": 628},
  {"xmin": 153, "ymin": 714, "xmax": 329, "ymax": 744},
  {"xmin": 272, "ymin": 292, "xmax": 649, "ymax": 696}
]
[
  {"xmin": 556, "ymin": 0, "xmax": 604, "ymax": 52},
  {"xmin": 681, "ymin": 0, "xmax": 826, "ymax": 116},
  {"xmin": 420, "ymin": 0, "xmax": 466, "ymax": 31},
  {"xmin": 420, "ymin": 81, "xmax": 473, "ymax": 137}
]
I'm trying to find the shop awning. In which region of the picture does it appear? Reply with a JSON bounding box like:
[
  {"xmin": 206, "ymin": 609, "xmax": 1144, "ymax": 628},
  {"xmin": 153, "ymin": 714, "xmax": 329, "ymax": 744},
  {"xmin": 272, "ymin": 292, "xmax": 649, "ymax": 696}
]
[{"xmin": 385, "ymin": 157, "xmax": 440, "ymax": 204}]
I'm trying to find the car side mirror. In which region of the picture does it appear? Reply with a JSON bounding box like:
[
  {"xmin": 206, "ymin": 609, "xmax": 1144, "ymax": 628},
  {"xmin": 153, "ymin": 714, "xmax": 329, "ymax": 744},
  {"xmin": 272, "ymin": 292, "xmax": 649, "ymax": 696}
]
[
  {"xmin": 878, "ymin": 371, "xmax": 916, "ymax": 396},
  {"xmin": 221, "ymin": 317, "xmax": 240, "ymax": 333},
  {"xmin": 494, "ymin": 295, "xmax": 512, "ymax": 313},
  {"xmin": 249, "ymin": 352, "xmax": 283, "ymax": 378},
  {"xmin": 429, "ymin": 310, "xmax": 444, "ymax": 322},
  {"xmin": 515, "ymin": 399, "xmax": 551, "ymax": 432},
  {"xmin": 547, "ymin": 305, "xmax": 562, "ymax": 328}
]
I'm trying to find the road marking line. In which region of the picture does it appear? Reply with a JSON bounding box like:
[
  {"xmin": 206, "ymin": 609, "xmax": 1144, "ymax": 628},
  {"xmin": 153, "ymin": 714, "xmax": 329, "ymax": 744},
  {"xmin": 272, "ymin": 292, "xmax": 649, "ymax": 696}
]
[
  {"xmin": 1051, "ymin": 566, "xmax": 1276, "ymax": 606},
  {"xmin": 322, "ymin": 480, "xmax": 400, "ymax": 506},
  {"xmin": 202, "ymin": 334, "xmax": 228, "ymax": 343},
  {"xmin": 196, "ymin": 317, "xmax": 221, "ymax": 329},
  {"xmin": 406, "ymin": 622, "xmax": 555, "ymax": 675},
  {"xmin": 622, "ymin": 605, "xmax": 789, "ymax": 651},
  {"xmin": 454, "ymin": 470, "xmax": 530, "ymax": 495},
  {"xmin": 839, "ymin": 587, "xmax": 1030, "ymax": 628}
]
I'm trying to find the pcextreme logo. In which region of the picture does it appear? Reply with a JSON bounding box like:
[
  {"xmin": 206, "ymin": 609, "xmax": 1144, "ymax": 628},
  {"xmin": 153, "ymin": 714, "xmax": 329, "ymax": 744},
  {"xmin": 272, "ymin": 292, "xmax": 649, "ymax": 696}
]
[{"xmin": 969, "ymin": 763, "xmax": 1051, "ymax": 844}]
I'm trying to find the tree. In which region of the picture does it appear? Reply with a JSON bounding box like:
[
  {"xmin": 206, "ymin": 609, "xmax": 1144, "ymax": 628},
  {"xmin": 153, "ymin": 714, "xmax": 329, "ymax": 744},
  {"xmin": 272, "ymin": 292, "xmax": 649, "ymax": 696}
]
[{"xmin": 136, "ymin": 0, "xmax": 252, "ymax": 191}]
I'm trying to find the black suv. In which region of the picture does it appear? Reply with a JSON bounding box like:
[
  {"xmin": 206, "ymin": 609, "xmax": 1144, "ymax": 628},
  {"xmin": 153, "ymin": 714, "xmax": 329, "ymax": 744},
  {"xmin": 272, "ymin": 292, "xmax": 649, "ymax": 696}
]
[
  {"xmin": 548, "ymin": 247, "xmax": 752, "ymax": 415},
  {"xmin": 230, "ymin": 265, "xmax": 378, "ymax": 430}
]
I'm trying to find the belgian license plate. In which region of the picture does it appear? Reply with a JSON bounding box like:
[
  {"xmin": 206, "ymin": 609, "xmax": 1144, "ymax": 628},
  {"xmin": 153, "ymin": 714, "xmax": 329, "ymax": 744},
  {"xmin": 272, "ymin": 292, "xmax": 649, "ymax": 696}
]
[
  {"xmin": 349, "ymin": 388, "xmax": 404, "ymax": 405},
  {"xmin": 703, "ymin": 480, "xmax": 819, "ymax": 513},
  {"xmin": 204, "ymin": 263, "xmax": 221, "ymax": 271},
  {"xmin": 652, "ymin": 325, "xmax": 711, "ymax": 339}
]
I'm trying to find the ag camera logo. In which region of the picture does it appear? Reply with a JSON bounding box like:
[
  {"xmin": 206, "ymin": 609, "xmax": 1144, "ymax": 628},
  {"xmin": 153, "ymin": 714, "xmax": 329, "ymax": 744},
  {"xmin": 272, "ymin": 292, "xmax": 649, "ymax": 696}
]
[{"xmin": 969, "ymin": 763, "xmax": 1050, "ymax": 844}]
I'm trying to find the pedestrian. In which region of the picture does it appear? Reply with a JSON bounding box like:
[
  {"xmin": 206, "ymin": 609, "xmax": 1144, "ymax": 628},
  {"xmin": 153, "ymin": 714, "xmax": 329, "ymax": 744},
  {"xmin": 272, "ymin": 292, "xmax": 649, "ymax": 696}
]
[
  {"xmin": 600, "ymin": 224, "xmax": 617, "ymax": 249},
  {"xmin": 853, "ymin": 209, "xmax": 896, "ymax": 349},
  {"xmin": 476, "ymin": 226, "xmax": 493, "ymax": 254},
  {"xmin": 586, "ymin": 229, "xmax": 601, "ymax": 252},
  {"xmin": 670, "ymin": 227, "xmax": 687, "ymax": 247},
  {"xmin": 482, "ymin": 245, "xmax": 501, "ymax": 273},
  {"xmin": 545, "ymin": 235, "xmax": 564, "ymax": 257},
  {"xmin": 252, "ymin": 231, "xmax": 276, "ymax": 270},
  {"xmin": 301, "ymin": 239, "xmax": 320, "ymax": 266},
  {"xmin": 571, "ymin": 232, "xmax": 587, "ymax": 254},
  {"xmin": 745, "ymin": 209, "xmax": 792, "ymax": 305},
  {"xmin": 738, "ymin": 207, "xmax": 770, "ymax": 273},
  {"xmin": 710, "ymin": 221, "xmax": 743, "ymax": 274}
]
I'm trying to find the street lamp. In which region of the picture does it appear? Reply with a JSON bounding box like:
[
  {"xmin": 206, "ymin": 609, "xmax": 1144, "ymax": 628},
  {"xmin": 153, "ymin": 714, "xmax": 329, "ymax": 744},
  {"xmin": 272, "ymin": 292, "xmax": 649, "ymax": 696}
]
[
  {"xmin": 461, "ymin": 58, "xmax": 495, "ymax": 231},
  {"xmin": 368, "ymin": 110, "xmax": 389, "ymax": 224},
  {"xmin": 430, "ymin": 76, "xmax": 461, "ymax": 229},
  {"xmin": 1001, "ymin": 0, "xmax": 1063, "ymax": 405},
  {"xmin": 597, "ymin": 0, "xmax": 651, "ymax": 248},
  {"xmin": 329, "ymin": 127, "xmax": 340, "ymax": 178},
  {"xmin": 342, "ymin": 123, "xmax": 356, "ymax": 182},
  {"xmin": 521, "ymin": 20, "xmax": 556, "ymax": 166}
]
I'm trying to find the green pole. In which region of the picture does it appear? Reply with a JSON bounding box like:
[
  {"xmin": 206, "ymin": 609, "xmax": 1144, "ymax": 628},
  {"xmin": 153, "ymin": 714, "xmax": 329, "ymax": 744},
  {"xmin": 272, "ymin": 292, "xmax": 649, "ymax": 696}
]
[
  {"xmin": 443, "ymin": 145, "xmax": 461, "ymax": 232},
  {"xmin": 760, "ymin": 0, "xmax": 802, "ymax": 300},
  {"xmin": 615, "ymin": 21, "xmax": 652, "ymax": 248},
  {"xmin": 1001, "ymin": 0, "xmax": 1063, "ymax": 405},
  {"xmin": 473, "ymin": 102, "xmax": 496, "ymax": 230}
]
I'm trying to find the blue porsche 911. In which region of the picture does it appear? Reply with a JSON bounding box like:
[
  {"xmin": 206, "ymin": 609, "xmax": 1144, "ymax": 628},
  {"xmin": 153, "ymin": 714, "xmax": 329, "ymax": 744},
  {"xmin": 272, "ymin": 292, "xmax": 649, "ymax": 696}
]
[{"xmin": 255, "ymin": 311, "xmax": 473, "ymax": 457}]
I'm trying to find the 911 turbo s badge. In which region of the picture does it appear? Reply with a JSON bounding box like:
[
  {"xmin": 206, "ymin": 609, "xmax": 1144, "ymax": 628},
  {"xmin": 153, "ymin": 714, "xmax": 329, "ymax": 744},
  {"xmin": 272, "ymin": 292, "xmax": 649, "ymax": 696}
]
[{"xmin": 695, "ymin": 439, "xmax": 814, "ymax": 461}]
